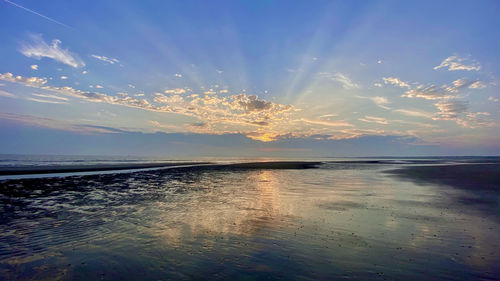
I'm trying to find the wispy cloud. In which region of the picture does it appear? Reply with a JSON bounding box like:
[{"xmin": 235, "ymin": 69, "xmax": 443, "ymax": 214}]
[
  {"xmin": 0, "ymin": 90, "xmax": 17, "ymax": 98},
  {"xmin": 382, "ymin": 77, "xmax": 410, "ymax": 88},
  {"xmin": 318, "ymin": 72, "xmax": 360, "ymax": 89},
  {"xmin": 434, "ymin": 55, "xmax": 481, "ymax": 71},
  {"xmin": 90, "ymin": 54, "xmax": 119, "ymax": 64},
  {"xmin": 20, "ymin": 34, "xmax": 85, "ymax": 68},
  {"xmin": 32, "ymin": 93, "xmax": 68, "ymax": 101},
  {"xmin": 402, "ymin": 85, "xmax": 454, "ymax": 100},
  {"xmin": 0, "ymin": 113, "xmax": 121, "ymax": 134},
  {"xmin": 394, "ymin": 109, "xmax": 433, "ymax": 119},
  {"xmin": 26, "ymin": 97, "xmax": 66, "ymax": 104},
  {"xmin": 30, "ymin": 64, "xmax": 38, "ymax": 70},
  {"xmin": 358, "ymin": 115, "xmax": 389, "ymax": 125},
  {"xmin": 4, "ymin": 0, "xmax": 70, "ymax": 28},
  {"xmin": 356, "ymin": 95, "xmax": 391, "ymax": 109},
  {"xmin": 488, "ymin": 96, "xmax": 499, "ymax": 102}
]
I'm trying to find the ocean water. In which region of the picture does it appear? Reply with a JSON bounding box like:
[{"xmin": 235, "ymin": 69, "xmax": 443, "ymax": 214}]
[{"xmin": 0, "ymin": 156, "xmax": 499, "ymax": 280}]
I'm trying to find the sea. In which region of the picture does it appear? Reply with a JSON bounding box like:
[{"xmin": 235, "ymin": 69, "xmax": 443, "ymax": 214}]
[{"xmin": 0, "ymin": 154, "xmax": 499, "ymax": 280}]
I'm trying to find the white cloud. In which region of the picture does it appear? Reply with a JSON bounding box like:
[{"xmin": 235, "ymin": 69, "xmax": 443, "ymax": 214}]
[
  {"xmin": 469, "ymin": 81, "xmax": 486, "ymax": 89},
  {"xmin": 91, "ymin": 54, "xmax": 119, "ymax": 64},
  {"xmin": 0, "ymin": 72, "xmax": 47, "ymax": 86},
  {"xmin": 488, "ymin": 96, "xmax": 499, "ymax": 102},
  {"xmin": 95, "ymin": 85, "xmax": 103, "ymax": 89},
  {"xmin": 371, "ymin": 96, "xmax": 391, "ymax": 110},
  {"xmin": 164, "ymin": 88, "xmax": 186, "ymax": 94},
  {"xmin": 318, "ymin": 72, "xmax": 360, "ymax": 89},
  {"xmin": 358, "ymin": 115, "xmax": 388, "ymax": 125},
  {"xmin": 434, "ymin": 56, "xmax": 481, "ymax": 71},
  {"xmin": 128, "ymin": 84, "xmax": 135, "ymax": 88},
  {"xmin": 30, "ymin": 64, "xmax": 38, "ymax": 70},
  {"xmin": 174, "ymin": 73, "xmax": 182, "ymax": 78},
  {"xmin": 374, "ymin": 83, "xmax": 382, "ymax": 87},
  {"xmin": 382, "ymin": 77, "xmax": 410, "ymax": 88},
  {"xmin": 82, "ymin": 70, "xmax": 88, "ymax": 74},
  {"xmin": 20, "ymin": 34, "xmax": 85, "ymax": 68},
  {"xmin": 297, "ymin": 118, "xmax": 352, "ymax": 127},
  {"xmin": 60, "ymin": 75, "xmax": 68, "ymax": 80}
]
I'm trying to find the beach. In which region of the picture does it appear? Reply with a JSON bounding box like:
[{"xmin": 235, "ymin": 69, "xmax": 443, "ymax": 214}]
[{"xmin": 0, "ymin": 158, "xmax": 499, "ymax": 280}]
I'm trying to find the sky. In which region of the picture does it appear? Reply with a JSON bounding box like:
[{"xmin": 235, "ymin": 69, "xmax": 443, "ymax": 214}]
[{"xmin": 0, "ymin": 0, "xmax": 499, "ymax": 157}]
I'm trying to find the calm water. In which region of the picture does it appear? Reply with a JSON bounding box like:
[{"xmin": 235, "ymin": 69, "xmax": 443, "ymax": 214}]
[{"xmin": 0, "ymin": 158, "xmax": 499, "ymax": 280}]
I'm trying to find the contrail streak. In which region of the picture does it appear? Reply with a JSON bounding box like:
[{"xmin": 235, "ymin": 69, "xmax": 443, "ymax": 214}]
[{"xmin": 4, "ymin": 0, "xmax": 71, "ymax": 28}]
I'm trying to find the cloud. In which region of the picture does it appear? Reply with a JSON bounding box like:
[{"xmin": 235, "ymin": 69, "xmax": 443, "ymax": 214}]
[
  {"xmin": 433, "ymin": 99, "xmax": 468, "ymax": 120},
  {"xmin": 30, "ymin": 64, "xmax": 38, "ymax": 70},
  {"xmin": 82, "ymin": 70, "xmax": 87, "ymax": 74},
  {"xmin": 0, "ymin": 113, "xmax": 122, "ymax": 134},
  {"xmin": 434, "ymin": 56, "xmax": 481, "ymax": 71},
  {"xmin": 95, "ymin": 85, "xmax": 103, "ymax": 89},
  {"xmin": 20, "ymin": 34, "xmax": 84, "ymax": 68},
  {"xmin": 469, "ymin": 81, "xmax": 486, "ymax": 89},
  {"xmin": 60, "ymin": 75, "xmax": 68, "ymax": 80},
  {"xmin": 382, "ymin": 77, "xmax": 410, "ymax": 88},
  {"xmin": 0, "ymin": 90, "xmax": 17, "ymax": 98},
  {"xmin": 357, "ymin": 95, "xmax": 391, "ymax": 109},
  {"xmin": 91, "ymin": 54, "xmax": 119, "ymax": 64},
  {"xmin": 318, "ymin": 72, "xmax": 360, "ymax": 89},
  {"xmin": 402, "ymin": 85, "xmax": 454, "ymax": 100},
  {"xmin": 296, "ymin": 118, "xmax": 352, "ymax": 127},
  {"xmin": 442, "ymin": 78, "xmax": 486, "ymax": 93},
  {"xmin": 371, "ymin": 96, "xmax": 391, "ymax": 109},
  {"xmin": 174, "ymin": 73, "xmax": 182, "ymax": 78},
  {"xmin": 488, "ymin": 96, "xmax": 498, "ymax": 102},
  {"xmin": 0, "ymin": 72, "xmax": 47, "ymax": 86},
  {"xmin": 374, "ymin": 83, "xmax": 382, "ymax": 87},
  {"xmin": 358, "ymin": 115, "xmax": 388, "ymax": 125},
  {"xmin": 1, "ymin": 72, "xmax": 305, "ymax": 141},
  {"xmin": 32, "ymin": 93, "xmax": 68, "ymax": 101},
  {"xmin": 26, "ymin": 97, "xmax": 66, "ymax": 104},
  {"xmin": 164, "ymin": 88, "xmax": 186, "ymax": 94},
  {"xmin": 128, "ymin": 84, "xmax": 135, "ymax": 88},
  {"xmin": 394, "ymin": 109, "xmax": 433, "ymax": 119}
]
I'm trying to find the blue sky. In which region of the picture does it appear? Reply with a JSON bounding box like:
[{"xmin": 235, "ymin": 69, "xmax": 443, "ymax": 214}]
[{"xmin": 0, "ymin": 0, "xmax": 499, "ymax": 156}]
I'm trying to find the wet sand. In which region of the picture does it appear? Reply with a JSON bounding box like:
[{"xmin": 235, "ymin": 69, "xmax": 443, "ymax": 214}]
[{"xmin": 1, "ymin": 160, "xmax": 498, "ymax": 280}]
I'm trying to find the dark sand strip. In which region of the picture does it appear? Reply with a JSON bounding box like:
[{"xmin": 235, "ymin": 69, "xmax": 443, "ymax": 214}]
[
  {"xmin": 0, "ymin": 162, "xmax": 210, "ymax": 175},
  {"xmin": 0, "ymin": 161, "xmax": 322, "ymax": 176},
  {"xmin": 385, "ymin": 164, "xmax": 500, "ymax": 191}
]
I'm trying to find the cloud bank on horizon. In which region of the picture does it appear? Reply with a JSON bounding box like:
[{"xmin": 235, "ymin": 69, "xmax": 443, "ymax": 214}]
[{"xmin": 0, "ymin": 0, "xmax": 499, "ymax": 155}]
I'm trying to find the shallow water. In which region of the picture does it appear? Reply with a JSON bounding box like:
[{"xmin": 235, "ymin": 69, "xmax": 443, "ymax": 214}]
[{"xmin": 0, "ymin": 162, "xmax": 499, "ymax": 280}]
